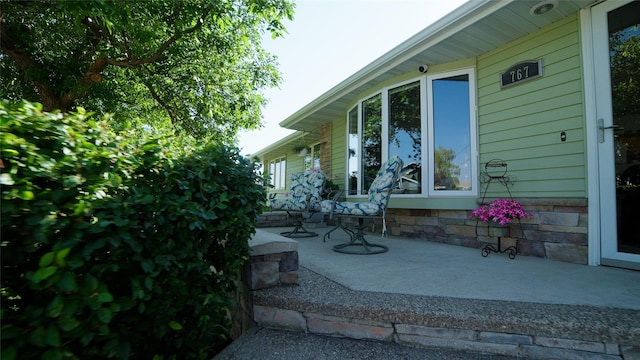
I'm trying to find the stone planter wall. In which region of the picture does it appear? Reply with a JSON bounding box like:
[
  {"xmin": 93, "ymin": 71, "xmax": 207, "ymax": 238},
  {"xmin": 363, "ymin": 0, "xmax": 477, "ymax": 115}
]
[
  {"xmin": 256, "ymin": 211, "xmax": 299, "ymax": 228},
  {"xmin": 383, "ymin": 198, "xmax": 588, "ymax": 265}
]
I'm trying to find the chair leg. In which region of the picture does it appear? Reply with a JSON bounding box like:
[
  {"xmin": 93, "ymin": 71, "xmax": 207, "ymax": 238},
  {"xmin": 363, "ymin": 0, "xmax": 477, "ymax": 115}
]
[
  {"xmin": 322, "ymin": 218, "xmax": 354, "ymax": 242},
  {"xmin": 280, "ymin": 214, "xmax": 318, "ymax": 238},
  {"xmin": 332, "ymin": 218, "xmax": 388, "ymax": 255}
]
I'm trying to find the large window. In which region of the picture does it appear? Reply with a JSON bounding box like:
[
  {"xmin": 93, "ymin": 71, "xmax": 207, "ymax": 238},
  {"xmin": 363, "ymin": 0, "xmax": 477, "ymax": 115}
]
[
  {"xmin": 346, "ymin": 68, "xmax": 477, "ymax": 197},
  {"xmin": 268, "ymin": 156, "xmax": 286, "ymax": 190},
  {"xmin": 304, "ymin": 143, "xmax": 321, "ymax": 170},
  {"xmin": 428, "ymin": 70, "xmax": 476, "ymax": 194}
]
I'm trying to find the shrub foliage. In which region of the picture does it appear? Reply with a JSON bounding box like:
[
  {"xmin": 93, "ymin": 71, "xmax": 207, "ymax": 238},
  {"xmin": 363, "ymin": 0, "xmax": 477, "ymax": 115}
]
[{"xmin": 1, "ymin": 101, "xmax": 266, "ymax": 359}]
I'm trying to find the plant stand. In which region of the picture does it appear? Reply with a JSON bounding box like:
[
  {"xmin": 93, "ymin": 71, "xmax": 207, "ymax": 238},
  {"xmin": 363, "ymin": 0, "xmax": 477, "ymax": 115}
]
[
  {"xmin": 476, "ymin": 160, "xmax": 524, "ymax": 260},
  {"xmin": 482, "ymin": 236, "xmax": 517, "ymax": 259}
]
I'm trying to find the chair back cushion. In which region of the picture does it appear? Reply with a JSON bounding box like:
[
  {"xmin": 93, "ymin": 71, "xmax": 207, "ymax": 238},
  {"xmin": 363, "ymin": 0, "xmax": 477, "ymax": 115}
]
[
  {"xmin": 304, "ymin": 169, "xmax": 326, "ymax": 211},
  {"xmin": 270, "ymin": 169, "xmax": 326, "ymax": 212},
  {"xmin": 367, "ymin": 156, "xmax": 403, "ymax": 205},
  {"xmin": 321, "ymin": 156, "xmax": 403, "ymax": 216}
]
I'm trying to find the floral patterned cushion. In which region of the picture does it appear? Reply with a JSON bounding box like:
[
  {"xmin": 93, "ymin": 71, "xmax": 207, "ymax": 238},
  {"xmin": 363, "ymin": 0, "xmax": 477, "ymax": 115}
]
[
  {"xmin": 321, "ymin": 156, "xmax": 403, "ymax": 216},
  {"xmin": 270, "ymin": 169, "xmax": 326, "ymax": 212}
]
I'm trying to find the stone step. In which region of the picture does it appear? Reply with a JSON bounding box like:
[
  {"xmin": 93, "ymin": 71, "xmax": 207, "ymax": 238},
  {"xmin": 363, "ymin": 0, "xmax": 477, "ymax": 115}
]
[{"xmin": 251, "ymin": 267, "xmax": 640, "ymax": 360}]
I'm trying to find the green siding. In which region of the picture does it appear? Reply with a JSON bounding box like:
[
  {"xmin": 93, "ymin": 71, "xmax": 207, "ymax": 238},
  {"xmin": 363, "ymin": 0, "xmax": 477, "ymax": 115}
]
[{"xmin": 477, "ymin": 14, "xmax": 586, "ymax": 198}]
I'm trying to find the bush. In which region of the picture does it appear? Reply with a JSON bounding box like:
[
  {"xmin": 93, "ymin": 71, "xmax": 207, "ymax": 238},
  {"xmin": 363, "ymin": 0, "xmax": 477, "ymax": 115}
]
[{"xmin": 1, "ymin": 101, "xmax": 266, "ymax": 359}]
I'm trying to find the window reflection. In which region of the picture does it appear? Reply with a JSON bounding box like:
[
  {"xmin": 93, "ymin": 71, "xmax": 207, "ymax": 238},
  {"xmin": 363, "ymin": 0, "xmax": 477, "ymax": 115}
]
[
  {"xmin": 432, "ymin": 74, "xmax": 472, "ymax": 191},
  {"xmin": 362, "ymin": 94, "xmax": 382, "ymax": 193},
  {"xmin": 348, "ymin": 107, "xmax": 359, "ymax": 195},
  {"xmin": 389, "ymin": 81, "xmax": 422, "ymax": 194}
]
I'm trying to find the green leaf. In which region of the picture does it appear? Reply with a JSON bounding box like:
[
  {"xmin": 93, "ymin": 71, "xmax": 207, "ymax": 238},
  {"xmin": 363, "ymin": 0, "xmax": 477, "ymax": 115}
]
[
  {"xmin": 80, "ymin": 332, "xmax": 94, "ymax": 346},
  {"xmin": 18, "ymin": 190, "xmax": 34, "ymax": 200},
  {"xmin": 39, "ymin": 252, "xmax": 55, "ymax": 267},
  {"xmin": 42, "ymin": 348, "xmax": 63, "ymax": 360},
  {"xmin": 0, "ymin": 173, "xmax": 14, "ymax": 185},
  {"xmin": 140, "ymin": 259, "xmax": 154, "ymax": 273},
  {"xmin": 97, "ymin": 292, "xmax": 113, "ymax": 303},
  {"xmin": 168, "ymin": 321, "xmax": 183, "ymax": 330},
  {"xmin": 62, "ymin": 174, "xmax": 84, "ymax": 188},
  {"xmin": 44, "ymin": 326, "xmax": 61, "ymax": 347},
  {"xmin": 30, "ymin": 326, "xmax": 45, "ymax": 347},
  {"xmin": 139, "ymin": 194, "xmax": 155, "ymax": 204},
  {"xmin": 55, "ymin": 248, "xmax": 71, "ymax": 266},
  {"xmin": 58, "ymin": 316, "xmax": 81, "ymax": 332},
  {"xmin": 84, "ymin": 274, "xmax": 98, "ymax": 291},
  {"xmin": 97, "ymin": 308, "xmax": 112, "ymax": 323},
  {"xmin": 144, "ymin": 277, "xmax": 153, "ymax": 290},
  {"xmin": 1, "ymin": 345, "xmax": 17, "ymax": 360},
  {"xmin": 33, "ymin": 266, "xmax": 57, "ymax": 283},
  {"xmin": 46, "ymin": 295, "xmax": 64, "ymax": 318},
  {"xmin": 58, "ymin": 271, "xmax": 77, "ymax": 292}
]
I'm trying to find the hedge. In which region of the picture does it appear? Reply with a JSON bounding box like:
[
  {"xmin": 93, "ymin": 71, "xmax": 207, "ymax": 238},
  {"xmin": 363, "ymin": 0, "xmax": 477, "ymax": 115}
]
[{"xmin": 1, "ymin": 100, "xmax": 266, "ymax": 359}]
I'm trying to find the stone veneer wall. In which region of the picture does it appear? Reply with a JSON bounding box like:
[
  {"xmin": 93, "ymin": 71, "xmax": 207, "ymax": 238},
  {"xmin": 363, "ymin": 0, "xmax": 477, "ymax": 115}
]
[
  {"xmin": 256, "ymin": 211, "xmax": 300, "ymax": 228},
  {"xmin": 319, "ymin": 124, "xmax": 332, "ymax": 177},
  {"xmin": 384, "ymin": 198, "xmax": 588, "ymax": 265},
  {"xmin": 231, "ymin": 229, "xmax": 299, "ymax": 339}
]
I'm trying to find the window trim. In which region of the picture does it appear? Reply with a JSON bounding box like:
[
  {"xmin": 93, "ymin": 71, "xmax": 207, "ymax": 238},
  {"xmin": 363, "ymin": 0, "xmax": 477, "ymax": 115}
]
[
  {"xmin": 268, "ymin": 155, "xmax": 287, "ymax": 190},
  {"xmin": 304, "ymin": 142, "xmax": 322, "ymax": 170},
  {"xmin": 426, "ymin": 67, "xmax": 478, "ymax": 197},
  {"xmin": 345, "ymin": 68, "xmax": 478, "ymax": 198}
]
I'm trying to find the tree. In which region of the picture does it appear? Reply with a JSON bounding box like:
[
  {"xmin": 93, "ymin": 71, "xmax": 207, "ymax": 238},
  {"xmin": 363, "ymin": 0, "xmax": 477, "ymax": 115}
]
[
  {"xmin": 0, "ymin": 0, "xmax": 294, "ymax": 140},
  {"xmin": 434, "ymin": 146, "xmax": 460, "ymax": 190}
]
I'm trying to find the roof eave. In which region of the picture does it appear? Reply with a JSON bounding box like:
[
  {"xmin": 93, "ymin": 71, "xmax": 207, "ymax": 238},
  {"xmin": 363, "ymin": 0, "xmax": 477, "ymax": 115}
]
[{"xmin": 278, "ymin": 0, "xmax": 504, "ymax": 129}]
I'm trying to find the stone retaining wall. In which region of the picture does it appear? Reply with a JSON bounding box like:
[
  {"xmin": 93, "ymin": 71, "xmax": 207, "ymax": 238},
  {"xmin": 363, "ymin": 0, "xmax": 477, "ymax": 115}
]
[
  {"xmin": 254, "ymin": 305, "xmax": 633, "ymax": 359},
  {"xmin": 231, "ymin": 229, "xmax": 299, "ymax": 339},
  {"xmin": 247, "ymin": 229, "xmax": 299, "ymax": 290}
]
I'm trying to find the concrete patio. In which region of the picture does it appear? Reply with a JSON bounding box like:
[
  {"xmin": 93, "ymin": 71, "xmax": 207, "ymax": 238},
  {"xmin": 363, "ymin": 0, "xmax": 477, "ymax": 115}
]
[
  {"xmin": 225, "ymin": 224, "xmax": 640, "ymax": 359},
  {"xmin": 273, "ymin": 224, "xmax": 640, "ymax": 310}
]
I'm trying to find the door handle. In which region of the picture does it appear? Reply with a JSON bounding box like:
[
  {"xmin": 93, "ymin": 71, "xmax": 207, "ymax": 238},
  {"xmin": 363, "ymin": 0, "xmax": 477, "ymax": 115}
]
[{"xmin": 598, "ymin": 118, "xmax": 623, "ymax": 143}]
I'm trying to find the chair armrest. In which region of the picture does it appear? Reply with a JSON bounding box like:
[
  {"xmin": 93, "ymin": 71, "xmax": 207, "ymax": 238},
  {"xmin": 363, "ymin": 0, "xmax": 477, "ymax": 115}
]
[
  {"xmin": 330, "ymin": 190, "xmax": 345, "ymax": 201},
  {"xmin": 324, "ymin": 190, "xmax": 345, "ymax": 219}
]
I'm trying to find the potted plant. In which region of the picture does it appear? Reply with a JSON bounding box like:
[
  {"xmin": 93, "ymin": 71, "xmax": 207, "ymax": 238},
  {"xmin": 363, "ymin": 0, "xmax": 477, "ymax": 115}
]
[
  {"xmin": 470, "ymin": 198, "xmax": 533, "ymax": 237},
  {"xmin": 321, "ymin": 179, "xmax": 340, "ymax": 200},
  {"xmin": 292, "ymin": 144, "xmax": 308, "ymax": 156}
]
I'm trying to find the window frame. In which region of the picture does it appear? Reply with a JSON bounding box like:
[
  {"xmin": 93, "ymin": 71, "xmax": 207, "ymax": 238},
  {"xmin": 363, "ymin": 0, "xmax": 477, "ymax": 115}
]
[
  {"xmin": 304, "ymin": 143, "xmax": 322, "ymax": 170},
  {"xmin": 426, "ymin": 68, "xmax": 478, "ymax": 197},
  {"xmin": 268, "ymin": 156, "xmax": 287, "ymax": 190},
  {"xmin": 345, "ymin": 68, "xmax": 478, "ymax": 198}
]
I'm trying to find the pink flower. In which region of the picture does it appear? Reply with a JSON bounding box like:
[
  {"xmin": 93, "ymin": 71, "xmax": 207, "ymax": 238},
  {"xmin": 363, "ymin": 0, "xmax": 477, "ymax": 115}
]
[{"xmin": 469, "ymin": 199, "xmax": 532, "ymax": 225}]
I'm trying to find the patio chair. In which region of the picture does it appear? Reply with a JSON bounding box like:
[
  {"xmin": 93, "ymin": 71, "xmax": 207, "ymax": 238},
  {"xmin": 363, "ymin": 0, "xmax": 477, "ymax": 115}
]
[
  {"xmin": 321, "ymin": 156, "xmax": 403, "ymax": 254},
  {"xmin": 269, "ymin": 168, "xmax": 326, "ymax": 238}
]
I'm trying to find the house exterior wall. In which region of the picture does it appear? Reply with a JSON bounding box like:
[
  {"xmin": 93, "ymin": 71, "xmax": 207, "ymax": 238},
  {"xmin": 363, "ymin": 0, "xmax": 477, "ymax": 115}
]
[
  {"xmin": 477, "ymin": 14, "xmax": 587, "ymax": 199},
  {"xmin": 319, "ymin": 14, "xmax": 590, "ymax": 264}
]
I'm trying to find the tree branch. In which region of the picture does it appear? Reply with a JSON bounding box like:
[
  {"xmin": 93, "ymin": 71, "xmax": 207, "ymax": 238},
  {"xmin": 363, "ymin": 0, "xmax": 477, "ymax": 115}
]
[
  {"xmin": 144, "ymin": 80, "xmax": 177, "ymax": 125},
  {"xmin": 108, "ymin": 5, "xmax": 214, "ymax": 68}
]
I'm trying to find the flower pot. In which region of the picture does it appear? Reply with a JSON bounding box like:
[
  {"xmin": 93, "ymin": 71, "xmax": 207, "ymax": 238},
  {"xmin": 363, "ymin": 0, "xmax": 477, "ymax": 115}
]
[{"xmin": 488, "ymin": 223, "xmax": 509, "ymax": 237}]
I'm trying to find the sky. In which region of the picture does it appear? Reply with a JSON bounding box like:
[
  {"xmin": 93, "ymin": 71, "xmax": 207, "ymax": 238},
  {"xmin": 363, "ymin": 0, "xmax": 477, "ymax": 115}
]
[{"xmin": 237, "ymin": 0, "xmax": 469, "ymax": 156}]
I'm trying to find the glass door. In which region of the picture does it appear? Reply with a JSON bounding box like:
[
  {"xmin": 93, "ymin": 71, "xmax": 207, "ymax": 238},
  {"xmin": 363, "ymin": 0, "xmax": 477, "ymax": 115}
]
[{"xmin": 593, "ymin": 0, "xmax": 640, "ymax": 269}]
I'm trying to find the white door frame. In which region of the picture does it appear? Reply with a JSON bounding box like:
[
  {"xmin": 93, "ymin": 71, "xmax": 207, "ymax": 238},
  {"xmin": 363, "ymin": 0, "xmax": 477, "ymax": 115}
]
[
  {"xmin": 581, "ymin": 0, "xmax": 640, "ymax": 269},
  {"xmin": 580, "ymin": 6, "xmax": 600, "ymax": 266}
]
